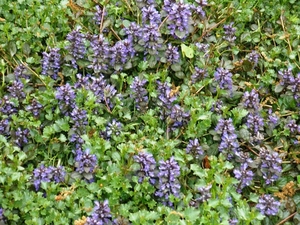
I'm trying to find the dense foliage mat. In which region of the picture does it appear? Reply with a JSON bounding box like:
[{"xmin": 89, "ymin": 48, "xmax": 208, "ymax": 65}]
[{"xmin": 1, "ymin": 0, "xmax": 300, "ymax": 224}]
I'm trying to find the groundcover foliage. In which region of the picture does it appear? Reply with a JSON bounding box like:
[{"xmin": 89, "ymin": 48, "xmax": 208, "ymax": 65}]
[{"xmin": 1, "ymin": 0, "xmax": 300, "ymax": 224}]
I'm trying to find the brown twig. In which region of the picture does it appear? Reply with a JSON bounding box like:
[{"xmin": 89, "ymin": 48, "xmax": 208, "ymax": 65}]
[
  {"xmin": 276, "ymin": 212, "xmax": 296, "ymax": 225},
  {"xmin": 280, "ymin": 11, "xmax": 292, "ymax": 53}
]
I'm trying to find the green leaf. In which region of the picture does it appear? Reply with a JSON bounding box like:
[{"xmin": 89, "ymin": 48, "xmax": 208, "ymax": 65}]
[
  {"xmin": 8, "ymin": 40, "xmax": 17, "ymax": 56},
  {"xmin": 181, "ymin": 43, "xmax": 194, "ymax": 59}
]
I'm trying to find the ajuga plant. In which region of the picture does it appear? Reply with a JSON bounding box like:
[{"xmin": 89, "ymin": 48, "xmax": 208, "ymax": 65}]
[{"xmin": 1, "ymin": 0, "xmax": 300, "ymax": 224}]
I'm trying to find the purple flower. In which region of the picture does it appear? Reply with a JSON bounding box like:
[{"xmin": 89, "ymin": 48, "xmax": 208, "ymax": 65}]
[
  {"xmin": 14, "ymin": 128, "xmax": 30, "ymax": 147},
  {"xmin": 134, "ymin": 152, "xmax": 156, "ymax": 185},
  {"xmin": 186, "ymin": 138, "xmax": 204, "ymax": 159},
  {"xmin": 86, "ymin": 200, "xmax": 112, "ymax": 225},
  {"xmin": 215, "ymin": 118, "xmax": 240, "ymax": 157},
  {"xmin": 0, "ymin": 207, "xmax": 7, "ymax": 224},
  {"xmin": 211, "ymin": 100, "xmax": 223, "ymax": 114},
  {"xmin": 164, "ymin": 0, "xmax": 192, "ymax": 39},
  {"xmin": 101, "ymin": 119, "xmax": 123, "ymax": 139},
  {"xmin": 233, "ymin": 163, "xmax": 254, "ymax": 192},
  {"xmin": 268, "ymin": 109, "xmax": 279, "ymax": 128},
  {"xmin": 130, "ymin": 77, "xmax": 148, "ymax": 112},
  {"xmin": 70, "ymin": 106, "xmax": 88, "ymax": 130},
  {"xmin": 215, "ymin": 118, "xmax": 236, "ymax": 135},
  {"xmin": 290, "ymin": 73, "xmax": 300, "ymax": 101},
  {"xmin": 123, "ymin": 22, "xmax": 143, "ymax": 43},
  {"xmin": 195, "ymin": 43, "xmax": 210, "ymax": 55},
  {"xmin": 49, "ymin": 166, "xmax": 66, "ymax": 183},
  {"xmin": 223, "ymin": 22, "xmax": 236, "ymax": 43},
  {"xmin": 41, "ymin": 47, "xmax": 61, "ymax": 79},
  {"xmin": 165, "ymin": 44, "xmax": 180, "ymax": 64},
  {"xmin": 246, "ymin": 112, "xmax": 264, "ymax": 134},
  {"xmin": 33, "ymin": 164, "xmax": 52, "ymax": 191},
  {"xmin": 242, "ymin": 89, "xmax": 260, "ymax": 111},
  {"xmin": 196, "ymin": 184, "xmax": 212, "ymax": 202},
  {"xmin": 191, "ymin": 67, "xmax": 208, "ymax": 83},
  {"xmin": 246, "ymin": 51, "xmax": 259, "ymax": 67},
  {"xmin": 139, "ymin": 23, "xmax": 163, "ymax": 55},
  {"xmin": 156, "ymin": 81, "xmax": 177, "ymax": 111},
  {"xmin": 278, "ymin": 68, "xmax": 294, "ymax": 86},
  {"xmin": 74, "ymin": 73, "xmax": 90, "ymax": 89},
  {"xmin": 169, "ymin": 104, "xmax": 190, "ymax": 129},
  {"xmin": 259, "ymin": 148, "xmax": 282, "ymax": 185},
  {"xmin": 8, "ymin": 80, "xmax": 25, "ymax": 100},
  {"xmin": 14, "ymin": 64, "xmax": 30, "ymax": 80},
  {"xmin": 66, "ymin": 28, "xmax": 86, "ymax": 68},
  {"xmin": 88, "ymin": 34, "xmax": 110, "ymax": 73},
  {"xmin": 285, "ymin": 119, "xmax": 300, "ymax": 134},
  {"xmin": 214, "ymin": 67, "xmax": 233, "ymax": 90},
  {"xmin": 142, "ymin": 5, "xmax": 161, "ymax": 25},
  {"xmin": 74, "ymin": 149, "xmax": 97, "ymax": 175},
  {"xmin": 0, "ymin": 119, "xmax": 10, "ymax": 136},
  {"xmin": 256, "ymin": 194, "xmax": 280, "ymax": 216},
  {"xmin": 109, "ymin": 39, "xmax": 135, "ymax": 69},
  {"xmin": 55, "ymin": 83, "xmax": 76, "ymax": 116},
  {"xmin": 26, "ymin": 99, "xmax": 43, "ymax": 117},
  {"xmin": 0, "ymin": 96, "xmax": 18, "ymax": 115},
  {"xmin": 155, "ymin": 157, "xmax": 181, "ymax": 206},
  {"xmin": 93, "ymin": 5, "xmax": 106, "ymax": 25}
]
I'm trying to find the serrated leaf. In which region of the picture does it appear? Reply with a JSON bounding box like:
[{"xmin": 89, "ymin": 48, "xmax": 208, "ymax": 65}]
[{"xmin": 181, "ymin": 43, "xmax": 194, "ymax": 58}]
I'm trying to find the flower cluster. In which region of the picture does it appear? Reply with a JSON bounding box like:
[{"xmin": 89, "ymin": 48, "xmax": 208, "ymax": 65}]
[
  {"xmin": 285, "ymin": 119, "xmax": 300, "ymax": 135},
  {"xmin": 14, "ymin": 128, "xmax": 30, "ymax": 147},
  {"xmin": 245, "ymin": 112, "xmax": 264, "ymax": 142},
  {"xmin": 33, "ymin": 164, "xmax": 66, "ymax": 191},
  {"xmin": 89, "ymin": 75, "xmax": 118, "ymax": 109},
  {"xmin": 169, "ymin": 104, "xmax": 190, "ymax": 129},
  {"xmin": 55, "ymin": 83, "xmax": 76, "ymax": 116},
  {"xmin": 142, "ymin": 5, "xmax": 161, "ymax": 25},
  {"xmin": 26, "ymin": 99, "xmax": 43, "ymax": 117},
  {"xmin": 101, "ymin": 119, "xmax": 123, "ymax": 140},
  {"xmin": 0, "ymin": 96, "xmax": 18, "ymax": 115},
  {"xmin": 246, "ymin": 51, "xmax": 260, "ymax": 67},
  {"xmin": 223, "ymin": 22, "xmax": 236, "ymax": 43},
  {"xmin": 93, "ymin": 5, "xmax": 106, "ymax": 25},
  {"xmin": 88, "ymin": 34, "xmax": 110, "ymax": 73},
  {"xmin": 191, "ymin": 67, "xmax": 208, "ymax": 83},
  {"xmin": 133, "ymin": 152, "xmax": 156, "ymax": 185},
  {"xmin": 155, "ymin": 157, "xmax": 181, "ymax": 206},
  {"xmin": 130, "ymin": 77, "xmax": 148, "ymax": 112},
  {"xmin": 139, "ymin": 23, "xmax": 163, "ymax": 55},
  {"xmin": 214, "ymin": 67, "xmax": 233, "ymax": 90},
  {"xmin": 242, "ymin": 89, "xmax": 260, "ymax": 111},
  {"xmin": 256, "ymin": 194, "xmax": 280, "ymax": 216},
  {"xmin": 233, "ymin": 163, "xmax": 254, "ymax": 192},
  {"xmin": 123, "ymin": 22, "xmax": 143, "ymax": 43},
  {"xmin": 163, "ymin": 0, "xmax": 192, "ymax": 39},
  {"xmin": 41, "ymin": 47, "xmax": 61, "ymax": 79},
  {"xmin": 0, "ymin": 119, "xmax": 10, "ymax": 136},
  {"xmin": 74, "ymin": 149, "xmax": 97, "ymax": 182},
  {"xmin": 0, "ymin": 208, "xmax": 7, "ymax": 224},
  {"xmin": 164, "ymin": 44, "xmax": 180, "ymax": 64},
  {"xmin": 86, "ymin": 200, "xmax": 113, "ymax": 225},
  {"xmin": 66, "ymin": 28, "xmax": 86, "ymax": 68},
  {"xmin": 196, "ymin": 184, "xmax": 212, "ymax": 202},
  {"xmin": 259, "ymin": 148, "xmax": 282, "ymax": 185},
  {"xmin": 211, "ymin": 100, "xmax": 223, "ymax": 114},
  {"xmin": 7, "ymin": 80, "xmax": 25, "ymax": 101},
  {"xmin": 278, "ymin": 68, "xmax": 294, "ymax": 86},
  {"xmin": 215, "ymin": 118, "xmax": 239, "ymax": 158},
  {"xmin": 156, "ymin": 81, "xmax": 177, "ymax": 119},
  {"xmin": 14, "ymin": 64, "xmax": 30, "ymax": 80},
  {"xmin": 186, "ymin": 138, "xmax": 204, "ymax": 159}
]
